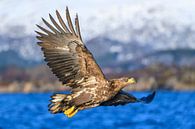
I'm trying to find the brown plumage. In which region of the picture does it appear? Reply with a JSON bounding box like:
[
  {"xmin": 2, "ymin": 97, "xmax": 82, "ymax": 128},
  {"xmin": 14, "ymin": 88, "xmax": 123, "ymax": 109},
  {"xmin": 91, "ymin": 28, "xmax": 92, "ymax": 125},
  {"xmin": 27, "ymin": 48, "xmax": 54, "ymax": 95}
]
[{"xmin": 36, "ymin": 7, "xmax": 155, "ymax": 118}]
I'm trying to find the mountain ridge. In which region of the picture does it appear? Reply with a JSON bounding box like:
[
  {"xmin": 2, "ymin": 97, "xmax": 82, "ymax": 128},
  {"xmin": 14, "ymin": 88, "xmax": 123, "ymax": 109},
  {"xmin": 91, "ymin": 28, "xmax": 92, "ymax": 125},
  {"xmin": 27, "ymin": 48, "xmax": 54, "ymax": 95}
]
[{"xmin": 0, "ymin": 0, "xmax": 195, "ymax": 70}]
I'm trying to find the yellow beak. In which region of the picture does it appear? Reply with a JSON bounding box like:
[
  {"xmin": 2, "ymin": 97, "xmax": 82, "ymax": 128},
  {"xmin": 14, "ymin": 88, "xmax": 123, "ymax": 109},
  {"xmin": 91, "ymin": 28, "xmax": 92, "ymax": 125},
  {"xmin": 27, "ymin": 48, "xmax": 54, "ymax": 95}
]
[{"xmin": 127, "ymin": 78, "xmax": 136, "ymax": 84}]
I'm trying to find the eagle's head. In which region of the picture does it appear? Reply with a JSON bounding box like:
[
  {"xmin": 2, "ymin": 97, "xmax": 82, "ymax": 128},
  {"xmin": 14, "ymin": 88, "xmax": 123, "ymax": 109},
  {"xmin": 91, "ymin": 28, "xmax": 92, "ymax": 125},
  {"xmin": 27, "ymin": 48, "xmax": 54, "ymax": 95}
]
[{"xmin": 110, "ymin": 77, "xmax": 136, "ymax": 92}]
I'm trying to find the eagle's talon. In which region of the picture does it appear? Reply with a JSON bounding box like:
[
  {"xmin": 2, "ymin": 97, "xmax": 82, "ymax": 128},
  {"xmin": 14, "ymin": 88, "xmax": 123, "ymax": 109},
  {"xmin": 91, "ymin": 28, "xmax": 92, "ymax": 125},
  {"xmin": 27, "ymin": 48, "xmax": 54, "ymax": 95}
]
[
  {"xmin": 64, "ymin": 106, "xmax": 78, "ymax": 117},
  {"xmin": 67, "ymin": 109, "xmax": 78, "ymax": 117},
  {"xmin": 64, "ymin": 106, "xmax": 75, "ymax": 115}
]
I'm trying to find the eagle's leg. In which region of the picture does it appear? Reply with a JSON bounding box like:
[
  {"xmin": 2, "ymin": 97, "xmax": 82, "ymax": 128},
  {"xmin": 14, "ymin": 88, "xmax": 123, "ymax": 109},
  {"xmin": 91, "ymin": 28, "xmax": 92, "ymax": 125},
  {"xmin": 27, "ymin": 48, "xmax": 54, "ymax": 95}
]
[{"xmin": 64, "ymin": 106, "xmax": 78, "ymax": 118}]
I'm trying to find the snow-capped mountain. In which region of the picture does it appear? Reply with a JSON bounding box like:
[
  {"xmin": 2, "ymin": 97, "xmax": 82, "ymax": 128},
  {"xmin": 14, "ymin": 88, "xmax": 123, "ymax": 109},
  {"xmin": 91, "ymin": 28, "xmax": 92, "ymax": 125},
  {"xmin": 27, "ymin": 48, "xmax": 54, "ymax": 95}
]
[{"xmin": 0, "ymin": 0, "xmax": 195, "ymax": 68}]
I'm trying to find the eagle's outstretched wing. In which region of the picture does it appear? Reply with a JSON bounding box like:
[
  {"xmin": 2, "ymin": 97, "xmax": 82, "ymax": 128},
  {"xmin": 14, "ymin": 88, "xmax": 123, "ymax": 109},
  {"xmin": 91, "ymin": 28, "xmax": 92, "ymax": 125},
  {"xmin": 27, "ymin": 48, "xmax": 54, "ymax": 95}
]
[
  {"xmin": 36, "ymin": 7, "xmax": 106, "ymax": 88},
  {"xmin": 100, "ymin": 91, "xmax": 156, "ymax": 106}
]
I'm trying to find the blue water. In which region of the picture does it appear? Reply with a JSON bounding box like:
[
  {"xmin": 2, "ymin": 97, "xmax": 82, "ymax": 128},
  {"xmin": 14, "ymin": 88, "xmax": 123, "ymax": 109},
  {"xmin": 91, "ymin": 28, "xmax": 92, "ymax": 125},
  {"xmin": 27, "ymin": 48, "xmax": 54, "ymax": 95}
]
[{"xmin": 0, "ymin": 91, "xmax": 195, "ymax": 129}]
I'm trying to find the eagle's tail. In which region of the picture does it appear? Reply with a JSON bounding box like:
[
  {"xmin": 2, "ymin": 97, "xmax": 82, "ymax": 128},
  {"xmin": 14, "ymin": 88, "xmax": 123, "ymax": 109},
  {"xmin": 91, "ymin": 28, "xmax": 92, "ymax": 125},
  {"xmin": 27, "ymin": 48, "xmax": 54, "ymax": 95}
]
[{"xmin": 48, "ymin": 94, "xmax": 78, "ymax": 118}]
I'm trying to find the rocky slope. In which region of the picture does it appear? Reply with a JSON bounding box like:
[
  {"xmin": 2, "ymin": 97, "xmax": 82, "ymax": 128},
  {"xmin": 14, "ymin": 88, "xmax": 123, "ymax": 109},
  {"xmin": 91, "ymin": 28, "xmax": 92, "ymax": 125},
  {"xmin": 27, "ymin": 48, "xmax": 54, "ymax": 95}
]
[{"xmin": 0, "ymin": 64, "xmax": 195, "ymax": 92}]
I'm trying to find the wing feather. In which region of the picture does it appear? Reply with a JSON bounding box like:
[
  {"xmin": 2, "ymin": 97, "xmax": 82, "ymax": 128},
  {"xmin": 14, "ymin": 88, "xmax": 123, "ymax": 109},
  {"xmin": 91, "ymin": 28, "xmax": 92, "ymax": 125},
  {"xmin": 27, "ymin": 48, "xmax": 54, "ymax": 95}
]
[
  {"xmin": 66, "ymin": 7, "xmax": 77, "ymax": 36},
  {"xmin": 35, "ymin": 31, "xmax": 47, "ymax": 37},
  {"xmin": 49, "ymin": 14, "xmax": 66, "ymax": 34},
  {"xmin": 36, "ymin": 24, "xmax": 54, "ymax": 35},
  {"xmin": 56, "ymin": 10, "xmax": 70, "ymax": 33},
  {"xmin": 36, "ymin": 8, "xmax": 106, "ymax": 88},
  {"xmin": 100, "ymin": 91, "xmax": 156, "ymax": 106},
  {"xmin": 75, "ymin": 14, "xmax": 82, "ymax": 41},
  {"xmin": 42, "ymin": 18, "xmax": 59, "ymax": 34}
]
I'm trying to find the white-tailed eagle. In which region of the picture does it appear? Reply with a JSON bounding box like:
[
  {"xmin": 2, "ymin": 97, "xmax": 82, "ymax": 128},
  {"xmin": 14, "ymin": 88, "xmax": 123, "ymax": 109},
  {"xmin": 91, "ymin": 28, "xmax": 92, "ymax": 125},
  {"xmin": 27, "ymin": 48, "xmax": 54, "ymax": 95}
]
[{"xmin": 36, "ymin": 7, "xmax": 155, "ymax": 118}]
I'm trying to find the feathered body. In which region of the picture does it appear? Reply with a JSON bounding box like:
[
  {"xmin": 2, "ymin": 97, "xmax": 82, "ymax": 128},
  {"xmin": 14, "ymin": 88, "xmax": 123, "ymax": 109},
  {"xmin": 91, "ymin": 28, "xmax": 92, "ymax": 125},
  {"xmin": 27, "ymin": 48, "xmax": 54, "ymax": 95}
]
[{"xmin": 36, "ymin": 7, "xmax": 155, "ymax": 118}]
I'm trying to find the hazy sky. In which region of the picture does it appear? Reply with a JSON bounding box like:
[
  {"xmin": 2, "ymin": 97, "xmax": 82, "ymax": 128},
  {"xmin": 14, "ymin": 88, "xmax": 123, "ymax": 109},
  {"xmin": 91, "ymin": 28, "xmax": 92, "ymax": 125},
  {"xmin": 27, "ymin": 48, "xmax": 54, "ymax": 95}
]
[{"xmin": 0, "ymin": 0, "xmax": 195, "ymax": 35}]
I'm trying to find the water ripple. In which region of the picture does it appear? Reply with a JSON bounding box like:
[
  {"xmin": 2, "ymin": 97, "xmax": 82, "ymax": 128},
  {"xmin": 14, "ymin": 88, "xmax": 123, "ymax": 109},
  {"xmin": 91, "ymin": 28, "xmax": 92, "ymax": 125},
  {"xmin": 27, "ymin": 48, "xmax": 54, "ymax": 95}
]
[{"xmin": 0, "ymin": 91, "xmax": 194, "ymax": 129}]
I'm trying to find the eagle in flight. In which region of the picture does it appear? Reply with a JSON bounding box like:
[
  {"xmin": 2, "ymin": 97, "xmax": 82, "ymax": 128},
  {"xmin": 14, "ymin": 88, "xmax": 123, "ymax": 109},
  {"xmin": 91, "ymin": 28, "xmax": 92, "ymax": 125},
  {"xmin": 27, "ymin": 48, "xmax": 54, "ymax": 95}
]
[{"xmin": 36, "ymin": 7, "xmax": 155, "ymax": 118}]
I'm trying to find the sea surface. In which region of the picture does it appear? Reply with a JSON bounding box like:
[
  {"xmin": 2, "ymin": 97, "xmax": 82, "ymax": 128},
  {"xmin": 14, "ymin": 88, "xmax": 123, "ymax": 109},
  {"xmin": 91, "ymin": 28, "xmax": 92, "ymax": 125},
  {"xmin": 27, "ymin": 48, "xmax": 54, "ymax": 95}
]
[{"xmin": 0, "ymin": 91, "xmax": 194, "ymax": 129}]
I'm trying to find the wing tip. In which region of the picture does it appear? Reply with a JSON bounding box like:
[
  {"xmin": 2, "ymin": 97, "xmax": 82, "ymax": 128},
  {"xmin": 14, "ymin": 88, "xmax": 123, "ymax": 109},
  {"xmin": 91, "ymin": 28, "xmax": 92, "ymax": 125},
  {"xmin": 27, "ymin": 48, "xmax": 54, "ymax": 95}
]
[
  {"xmin": 140, "ymin": 91, "xmax": 156, "ymax": 104},
  {"xmin": 36, "ymin": 24, "xmax": 41, "ymax": 28},
  {"xmin": 48, "ymin": 13, "xmax": 52, "ymax": 18},
  {"xmin": 55, "ymin": 10, "xmax": 60, "ymax": 16},
  {"xmin": 66, "ymin": 6, "xmax": 69, "ymax": 12},
  {"xmin": 65, "ymin": 6, "xmax": 77, "ymax": 36}
]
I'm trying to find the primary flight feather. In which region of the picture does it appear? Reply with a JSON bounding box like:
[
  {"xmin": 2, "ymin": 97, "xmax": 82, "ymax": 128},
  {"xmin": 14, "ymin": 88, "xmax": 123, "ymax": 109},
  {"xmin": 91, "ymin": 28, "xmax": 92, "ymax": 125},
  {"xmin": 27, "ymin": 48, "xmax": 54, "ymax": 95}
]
[{"xmin": 36, "ymin": 7, "xmax": 155, "ymax": 118}]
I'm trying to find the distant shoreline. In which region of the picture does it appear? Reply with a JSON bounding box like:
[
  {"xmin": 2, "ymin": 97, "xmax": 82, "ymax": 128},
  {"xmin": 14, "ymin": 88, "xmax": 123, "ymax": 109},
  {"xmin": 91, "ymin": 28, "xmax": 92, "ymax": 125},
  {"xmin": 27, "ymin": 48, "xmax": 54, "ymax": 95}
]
[{"xmin": 1, "ymin": 63, "xmax": 195, "ymax": 93}]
